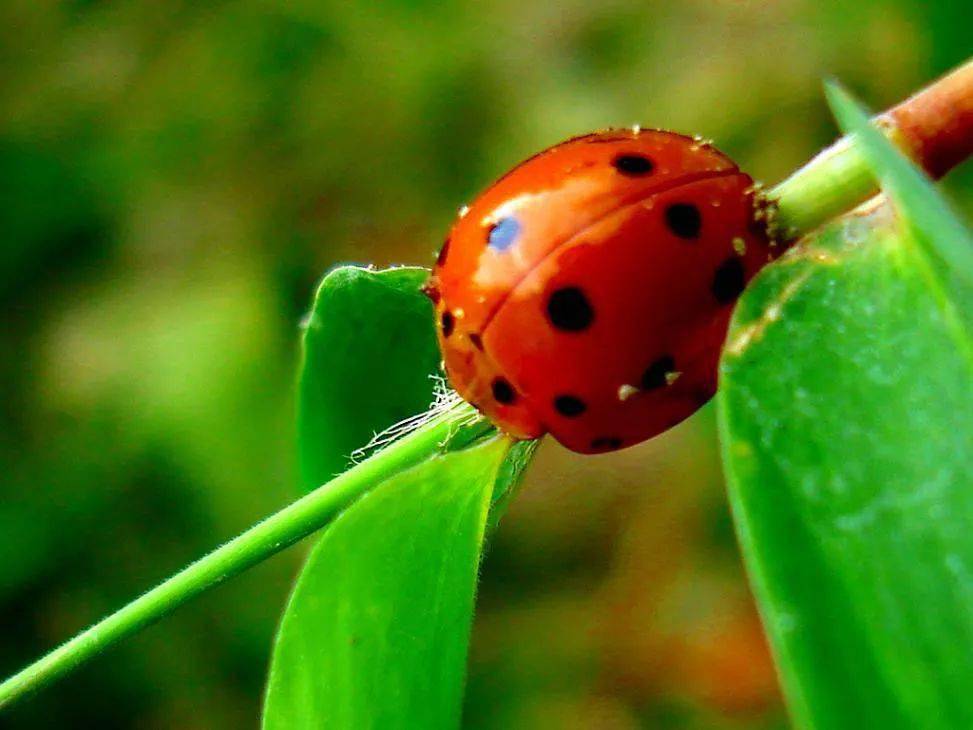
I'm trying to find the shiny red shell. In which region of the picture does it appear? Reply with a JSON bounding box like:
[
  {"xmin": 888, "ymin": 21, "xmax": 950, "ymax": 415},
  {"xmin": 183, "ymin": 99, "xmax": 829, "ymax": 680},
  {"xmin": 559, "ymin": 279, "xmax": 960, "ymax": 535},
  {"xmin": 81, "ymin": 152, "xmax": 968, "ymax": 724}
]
[{"xmin": 423, "ymin": 128, "xmax": 775, "ymax": 454}]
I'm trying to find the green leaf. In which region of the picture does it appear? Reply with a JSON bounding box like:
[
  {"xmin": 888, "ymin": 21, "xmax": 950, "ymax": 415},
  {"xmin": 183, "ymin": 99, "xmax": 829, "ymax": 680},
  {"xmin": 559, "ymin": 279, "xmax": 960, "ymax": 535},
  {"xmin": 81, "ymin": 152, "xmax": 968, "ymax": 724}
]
[
  {"xmin": 297, "ymin": 265, "xmax": 441, "ymax": 492},
  {"xmin": 263, "ymin": 436, "xmax": 511, "ymax": 730},
  {"xmin": 486, "ymin": 439, "xmax": 539, "ymax": 533},
  {"xmin": 719, "ymin": 88, "xmax": 973, "ymax": 728},
  {"xmin": 278, "ymin": 252, "xmax": 537, "ymax": 730}
]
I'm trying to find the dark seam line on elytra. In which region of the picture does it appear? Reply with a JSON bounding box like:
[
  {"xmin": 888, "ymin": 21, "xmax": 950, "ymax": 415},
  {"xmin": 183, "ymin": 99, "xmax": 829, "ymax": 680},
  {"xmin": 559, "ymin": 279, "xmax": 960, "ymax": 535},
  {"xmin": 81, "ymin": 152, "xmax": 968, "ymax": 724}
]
[{"xmin": 478, "ymin": 168, "xmax": 743, "ymax": 337}]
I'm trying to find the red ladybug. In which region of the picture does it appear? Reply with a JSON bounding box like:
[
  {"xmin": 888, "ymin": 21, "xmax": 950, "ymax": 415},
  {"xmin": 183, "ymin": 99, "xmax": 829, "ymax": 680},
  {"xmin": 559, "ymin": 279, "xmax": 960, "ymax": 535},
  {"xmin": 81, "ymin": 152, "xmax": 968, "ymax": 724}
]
[{"xmin": 423, "ymin": 128, "xmax": 776, "ymax": 454}]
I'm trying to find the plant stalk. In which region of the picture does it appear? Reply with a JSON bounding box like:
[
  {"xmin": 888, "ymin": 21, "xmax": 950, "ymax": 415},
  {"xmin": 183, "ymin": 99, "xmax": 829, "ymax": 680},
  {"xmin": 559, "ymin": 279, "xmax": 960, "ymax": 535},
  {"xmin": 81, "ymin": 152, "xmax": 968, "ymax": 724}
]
[{"xmin": 0, "ymin": 403, "xmax": 475, "ymax": 710}]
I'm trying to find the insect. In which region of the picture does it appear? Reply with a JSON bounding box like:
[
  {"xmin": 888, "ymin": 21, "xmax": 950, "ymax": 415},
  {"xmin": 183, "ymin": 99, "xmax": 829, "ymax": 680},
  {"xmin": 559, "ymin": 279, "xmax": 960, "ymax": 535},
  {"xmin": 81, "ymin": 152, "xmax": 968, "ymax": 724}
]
[{"xmin": 422, "ymin": 128, "xmax": 777, "ymax": 454}]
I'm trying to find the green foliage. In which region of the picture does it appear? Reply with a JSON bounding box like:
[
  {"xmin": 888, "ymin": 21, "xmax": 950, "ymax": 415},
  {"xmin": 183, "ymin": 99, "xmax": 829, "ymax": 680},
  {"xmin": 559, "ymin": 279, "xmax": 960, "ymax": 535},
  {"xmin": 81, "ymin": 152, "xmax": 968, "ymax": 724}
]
[
  {"xmin": 266, "ymin": 264, "xmax": 536, "ymax": 728},
  {"xmin": 2, "ymin": 0, "xmax": 971, "ymax": 724},
  {"xmin": 297, "ymin": 265, "xmax": 441, "ymax": 491},
  {"xmin": 0, "ymin": 261, "xmax": 541, "ymax": 717},
  {"xmin": 719, "ymin": 88, "xmax": 973, "ymax": 729},
  {"xmin": 485, "ymin": 439, "xmax": 540, "ymax": 532},
  {"xmin": 263, "ymin": 437, "xmax": 511, "ymax": 730}
]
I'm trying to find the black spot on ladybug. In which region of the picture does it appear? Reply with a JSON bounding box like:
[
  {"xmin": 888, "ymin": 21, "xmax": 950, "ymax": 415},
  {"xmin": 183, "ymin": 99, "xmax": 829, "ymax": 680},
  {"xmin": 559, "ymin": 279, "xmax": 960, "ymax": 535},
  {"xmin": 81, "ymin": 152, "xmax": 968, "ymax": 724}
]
[
  {"xmin": 665, "ymin": 203, "xmax": 702, "ymax": 239},
  {"xmin": 641, "ymin": 355, "xmax": 676, "ymax": 391},
  {"xmin": 469, "ymin": 333, "xmax": 483, "ymax": 350},
  {"xmin": 554, "ymin": 395, "xmax": 586, "ymax": 417},
  {"xmin": 437, "ymin": 237, "xmax": 450, "ymax": 266},
  {"xmin": 547, "ymin": 287, "xmax": 594, "ymax": 331},
  {"xmin": 487, "ymin": 217, "xmax": 521, "ymax": 251},
  {"xmin": 613, "ymin": 154, "xmax": 654, "ymax": 176},
  {"xmin": 492, "ymin": 377, "xmax": 516, "ymax": 405},
  {"xmin": 712, "ymin": 257, "xmax": 746, "ymax": 303},
  {"xmin": 591, "ymin": 436, "xmax": 623, "ymax": 451},
  {"xmin": 440, "ymin": 311, "xmax": 454, "ymax": 337}
]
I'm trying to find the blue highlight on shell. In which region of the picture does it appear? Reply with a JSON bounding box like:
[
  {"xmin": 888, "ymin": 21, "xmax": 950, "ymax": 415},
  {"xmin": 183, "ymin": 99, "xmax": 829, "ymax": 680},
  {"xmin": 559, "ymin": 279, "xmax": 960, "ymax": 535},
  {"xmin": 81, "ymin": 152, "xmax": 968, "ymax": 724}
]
[{"xmin": 488, "ymin": 217, "xmax": 521, "ymax": 251}]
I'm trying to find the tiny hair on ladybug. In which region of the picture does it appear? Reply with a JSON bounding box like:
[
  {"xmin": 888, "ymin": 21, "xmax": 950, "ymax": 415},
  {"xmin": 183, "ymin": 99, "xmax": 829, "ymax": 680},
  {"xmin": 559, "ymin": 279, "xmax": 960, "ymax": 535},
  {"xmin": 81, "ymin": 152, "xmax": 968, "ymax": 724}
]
[{"xmin": 422, "ymin": 128, "xmax": 780, "ymax": 454}]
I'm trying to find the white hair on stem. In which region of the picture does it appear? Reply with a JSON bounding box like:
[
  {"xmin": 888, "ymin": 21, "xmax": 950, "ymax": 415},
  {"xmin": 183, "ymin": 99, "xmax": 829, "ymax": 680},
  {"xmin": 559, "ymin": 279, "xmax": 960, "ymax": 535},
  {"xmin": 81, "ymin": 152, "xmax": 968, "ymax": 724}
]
[{"xmin": 348, "ymin": 375, "xmax": 482, "ymax": 465}]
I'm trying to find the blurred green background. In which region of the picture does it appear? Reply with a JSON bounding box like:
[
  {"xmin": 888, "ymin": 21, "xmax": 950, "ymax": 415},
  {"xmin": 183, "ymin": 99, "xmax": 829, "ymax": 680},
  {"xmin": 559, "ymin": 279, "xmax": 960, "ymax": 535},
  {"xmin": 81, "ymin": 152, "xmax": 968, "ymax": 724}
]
[{"xmin": 1, "ymin": 1, "xmax": 969, "ymax": 727}]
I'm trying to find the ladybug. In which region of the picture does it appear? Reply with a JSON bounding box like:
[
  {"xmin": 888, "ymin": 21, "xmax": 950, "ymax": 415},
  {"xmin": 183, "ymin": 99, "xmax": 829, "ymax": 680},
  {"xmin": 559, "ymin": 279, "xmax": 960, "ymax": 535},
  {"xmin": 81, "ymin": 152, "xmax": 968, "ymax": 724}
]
[{"xmin": 422, "ymin": 128, "xmax": 776, "ymax": 454}]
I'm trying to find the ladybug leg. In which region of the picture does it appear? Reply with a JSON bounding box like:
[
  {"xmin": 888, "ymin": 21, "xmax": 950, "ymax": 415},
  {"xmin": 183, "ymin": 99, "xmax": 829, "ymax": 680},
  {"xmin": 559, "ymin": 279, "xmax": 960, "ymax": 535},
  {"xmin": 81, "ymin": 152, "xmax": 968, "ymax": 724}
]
[{"xmin": 420, "ymin": 277, "xmax": 441, "ymax": 303}]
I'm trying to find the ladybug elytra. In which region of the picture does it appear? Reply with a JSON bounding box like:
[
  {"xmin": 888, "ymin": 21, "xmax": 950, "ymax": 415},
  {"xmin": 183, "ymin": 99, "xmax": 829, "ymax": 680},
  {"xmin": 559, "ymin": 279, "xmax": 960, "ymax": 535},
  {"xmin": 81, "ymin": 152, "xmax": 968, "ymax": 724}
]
[{"xmin": 423, "ymin": 128, "xmax": 777, "ymax": 454}]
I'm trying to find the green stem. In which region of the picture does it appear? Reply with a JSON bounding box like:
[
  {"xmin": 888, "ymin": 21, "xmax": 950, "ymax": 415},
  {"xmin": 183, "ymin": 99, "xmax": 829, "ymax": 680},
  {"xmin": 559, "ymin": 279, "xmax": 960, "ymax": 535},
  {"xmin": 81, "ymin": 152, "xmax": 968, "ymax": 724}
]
[
  {"xmin": 769, "ymin": 134, "xmax": 876, "ymax": 240},
  {"xmin": 0, "ymin": 403, "xmax": 475, "ymax": 710}
]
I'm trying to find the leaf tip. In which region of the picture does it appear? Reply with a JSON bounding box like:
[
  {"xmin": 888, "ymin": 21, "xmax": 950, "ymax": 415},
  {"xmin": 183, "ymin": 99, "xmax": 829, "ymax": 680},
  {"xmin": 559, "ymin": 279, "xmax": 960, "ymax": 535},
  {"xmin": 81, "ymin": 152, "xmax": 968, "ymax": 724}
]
[{"xmin": 823, "ymin": 78, "xmax": 873, "ymax": 136}]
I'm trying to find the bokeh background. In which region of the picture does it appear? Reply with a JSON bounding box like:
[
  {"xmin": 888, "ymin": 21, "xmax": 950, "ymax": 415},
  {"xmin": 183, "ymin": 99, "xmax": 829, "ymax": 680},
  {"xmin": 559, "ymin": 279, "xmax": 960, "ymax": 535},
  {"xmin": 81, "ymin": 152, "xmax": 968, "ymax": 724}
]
[{"xmin": 1, "ymin": 1, "xmax": 970, "ymax": 727}]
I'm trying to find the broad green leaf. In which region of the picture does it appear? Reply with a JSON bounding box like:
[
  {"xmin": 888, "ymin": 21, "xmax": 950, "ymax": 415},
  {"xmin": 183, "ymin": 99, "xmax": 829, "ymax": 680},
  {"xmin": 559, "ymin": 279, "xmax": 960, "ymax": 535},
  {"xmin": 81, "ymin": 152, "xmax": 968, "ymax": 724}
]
[
  {"xmin": 263, "ymin": 436, "xmax": 512, "ymax": 730},
  {"xmin": 719, "ymin": 90, "xmax": 973, "ymax": 728},
  {"xmin": 297, "ymin": 265, "xmax": 440, "ymax": 491}
]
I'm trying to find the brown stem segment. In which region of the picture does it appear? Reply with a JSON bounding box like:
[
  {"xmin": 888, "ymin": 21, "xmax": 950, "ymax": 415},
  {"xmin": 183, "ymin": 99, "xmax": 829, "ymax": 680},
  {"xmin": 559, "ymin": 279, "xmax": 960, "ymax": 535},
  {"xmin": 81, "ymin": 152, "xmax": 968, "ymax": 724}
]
[{"xmin": 885, "ymin": 58, "xmax": 973, "ymax": 179}]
